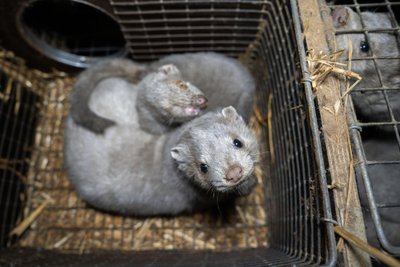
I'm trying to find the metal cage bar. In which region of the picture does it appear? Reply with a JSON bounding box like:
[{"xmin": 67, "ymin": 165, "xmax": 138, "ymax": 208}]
[
  {"xmin": 0, "ymin": 0, "xmax": 338, "ymax": 266},
  {"xmin": 326, "ymin": 0, "xmax": 400, "ymax": 256}
]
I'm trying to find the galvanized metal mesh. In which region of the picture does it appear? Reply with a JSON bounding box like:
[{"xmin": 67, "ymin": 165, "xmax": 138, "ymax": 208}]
[
  {"xmin": 0, "ymin": 0, "xmax": 336, "ymax": 266},
  {"xmin": 326, "ymin": 0, "xmax": 400, "ymax": 256},
  {"xmin": 110, "ymin": 0, "xmax": 270, "ymax": 60},
  {"xmin": 0, "ymin": 54, "xmax": 43, "ymax": 249},
  {"xmin": 112, "ymin": 0, "xmax": 336, "ymax": 263},
  {"xmin": 0, "ymin": 57, "xmax": 270, "ymax": 253}
]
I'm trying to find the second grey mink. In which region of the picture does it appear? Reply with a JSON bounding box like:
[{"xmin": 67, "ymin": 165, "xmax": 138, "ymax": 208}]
[
  {"xmin": 135, "ymin": 64, "xmax": 208, "ymax": 134},
  {"xmin": 150, "ymin": 52, "xmax": 256, "ymax": 122},
  {"xmin": 70, "ymin": 52, "xmax": 255, "ymax": 134},
  {"xmin": 332, "ymin": 7, "xmax": 400, "ymax": 121},
  {"xmin": 70, "ymin": 59, "xmax": 207, "ymax": 134}
]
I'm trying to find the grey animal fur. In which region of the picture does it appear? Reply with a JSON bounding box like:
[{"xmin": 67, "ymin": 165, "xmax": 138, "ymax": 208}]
[
  {"xmin": 332, "ymin": 7, "xmax": 400, "ymax": 121},
  {"xmin": 136, "ymin": 64, "xmax": 207, "ymax": 134},
  {"xmin": 72, "ymin": 59, "xmax": 207, "ymax": 135},
  {"xmin": 70, "ymin": 52, "xmax": 255, "ymax": 134},
  {"xmin": 70, "ymin": 58, "xmax": 147, "ymax": 134},
  {"xmin": 334, "ymin": 7, "xmax": 400, "ymax": 250},
  {"xmin": 356, "ymin": 136, "xmax": 400, "ymax": 248},
  {"xmin": 151, "ymin": 52, "xmax": 255, "ymax": 122},
  {"xmin": 64, "ymin": 74, "xmax": 258, "ymax": 215}
]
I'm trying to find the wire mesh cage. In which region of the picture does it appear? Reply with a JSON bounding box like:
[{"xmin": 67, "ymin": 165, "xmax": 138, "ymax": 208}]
[
  {"xmin": 0, "ymin": 0, "xmax": 338, "ymax": 266},
  {"xmin": 323, "ymin": 0, "xmax": 400, "ymax": 257}
]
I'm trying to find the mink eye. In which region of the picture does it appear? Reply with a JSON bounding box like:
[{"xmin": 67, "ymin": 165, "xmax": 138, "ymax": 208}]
[
  {"xmin": 360, "ymin": 41, "xmax": 370, "ymax": 53},
  {"xmin": 233, "ymin": 138, "xmax": 243, "ymax": 148},
  {"xmin": 200, "ymin": 163, "xmax": 209, "ymax": 174}
]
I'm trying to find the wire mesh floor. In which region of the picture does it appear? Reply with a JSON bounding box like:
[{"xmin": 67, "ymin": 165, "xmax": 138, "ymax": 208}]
[{"xmin": 1, "ymin": 55, "xmax": 269, "ymax": 253}]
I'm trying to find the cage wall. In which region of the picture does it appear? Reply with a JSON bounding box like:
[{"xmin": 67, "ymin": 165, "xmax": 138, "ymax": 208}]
[
  {"xmin": 0, "ymin": 0, "xmax": 337, "ymax": 266},
  {"xmin": 322, "ymin": 0, "xmax": 400, "ymax": 257}
]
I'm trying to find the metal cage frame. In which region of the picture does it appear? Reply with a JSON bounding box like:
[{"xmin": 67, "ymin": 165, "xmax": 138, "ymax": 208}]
[
  {"xmin": 0, "ymin": 0, "xmax": 338, "ymax": 266},
  {"xmin": 325, "ymin": 0, "xmax": 400, "ymax": 256}
]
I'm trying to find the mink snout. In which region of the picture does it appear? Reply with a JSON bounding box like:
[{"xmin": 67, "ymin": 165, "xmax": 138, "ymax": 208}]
[
  {"xmin": 191, "ymin": 95, "xmax": 208, "ymax": 110},
  {"xmin": 225, "ymin": 165, "xmax": 243, "ymax": 183}
]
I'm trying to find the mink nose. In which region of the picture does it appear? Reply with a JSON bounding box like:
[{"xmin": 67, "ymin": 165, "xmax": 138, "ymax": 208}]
[
  {"xmin": 225, "ymin": 165, "xmax": 243, "ymax": 183},
  {"xmin": 191, "ymin": 95, "xmax": 208, "ymax": 110}
]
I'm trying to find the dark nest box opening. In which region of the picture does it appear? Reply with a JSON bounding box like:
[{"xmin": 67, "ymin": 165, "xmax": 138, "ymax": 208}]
[{"xmin": 17, "ymin": 0, "xmax": 126, "ymax": 68}]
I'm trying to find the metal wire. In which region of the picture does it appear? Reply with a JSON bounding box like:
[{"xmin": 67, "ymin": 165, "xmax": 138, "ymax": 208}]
[
  {"xmin": 326, "ymin": 0, "xmax": 400, "ymax": 256},
  {"xmin": 0, "ymin": 61, "xmax": 40, "ymax": 248},
  {"xmin": 0, "ymin": 0, "xmax": 337, "ymax": 266},
  {"xmin": 110, "ymin": 0, "xmax": 336, "ymax": 265}
]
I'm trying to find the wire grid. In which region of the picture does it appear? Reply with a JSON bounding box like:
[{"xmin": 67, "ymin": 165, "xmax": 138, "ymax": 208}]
[
  {"xmin": 109, "ymin": 0, "xmax": 269, "ymax": 61},
  {"xmin": 0, "ymin": 0, "xmax": 338, "ymax": 265},
  {"xmin": 266, "ymin": 1, "xmax": 334, "ymax": 264},
  {"xmin": 0, "ymin": 54, "xmax": 43, "ymax": 249},
  {"xmin": 110, "ymin": 1, "xmax": 334, "ymax": 263},
  {"xmin": 112, "ymin": 0, "xmax": 336, "ymax": 264},
  {"xmin": 0, "ymin": 52, "xmax": 269, "ymax": 253},
  {"xmin": 326, "ymin": 0, "xmax": 400, "ymax": 255}
]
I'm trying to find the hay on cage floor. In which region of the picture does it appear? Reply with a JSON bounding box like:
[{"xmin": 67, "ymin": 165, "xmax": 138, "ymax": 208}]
[{"xmin": 1, "ymin": 51, "xmax": 269, "ymax": 253}]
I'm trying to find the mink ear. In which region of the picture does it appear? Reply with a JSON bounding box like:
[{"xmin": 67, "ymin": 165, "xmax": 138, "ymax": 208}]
[
  {"xmin": 171, "ymin": 144, "xmax": 189, "ymax": 163},
  {"xmin": 156, "ymin": 64, "xmax": 181, "ymax": 79},
  {"xmin": 332, "ymin": 7, "xmax": 351, "ymax": 28},
  {"xmin": 222, "ymin": 106, "xmax": 240, "ymax": 121}
]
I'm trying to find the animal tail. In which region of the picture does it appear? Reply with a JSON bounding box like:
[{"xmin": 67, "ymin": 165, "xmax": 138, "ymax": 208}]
[{"xmin": 70, "ymin": 58, "xmax": 148, "ymax": 134}]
